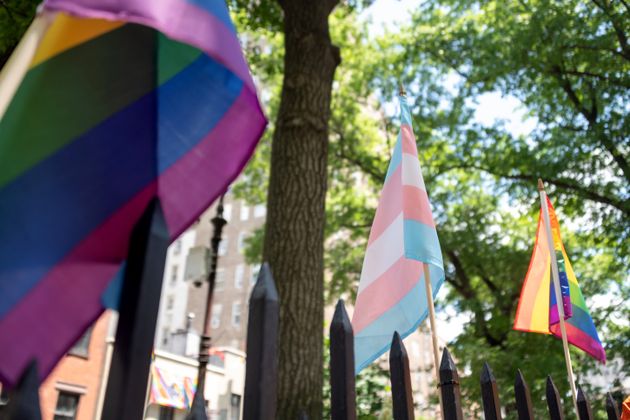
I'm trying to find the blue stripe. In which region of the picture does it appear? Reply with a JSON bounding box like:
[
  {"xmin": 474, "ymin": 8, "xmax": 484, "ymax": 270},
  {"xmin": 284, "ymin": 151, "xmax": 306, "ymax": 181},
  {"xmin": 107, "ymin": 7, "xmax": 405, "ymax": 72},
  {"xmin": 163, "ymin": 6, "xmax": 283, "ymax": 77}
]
[
  {"xmin": 0, "ymin": 54, "xmax": 242, "ymax": 317},
  {"xmin": 186, "ymin": 0, "xmax": 236, "ymax": 33},
  {"xmin": 403, "ymin": 219, "xmax": 444, "ymax": 269},
  {"xmin": 384, "ymin": 134, "xmax": 402, "ymax": 182}
]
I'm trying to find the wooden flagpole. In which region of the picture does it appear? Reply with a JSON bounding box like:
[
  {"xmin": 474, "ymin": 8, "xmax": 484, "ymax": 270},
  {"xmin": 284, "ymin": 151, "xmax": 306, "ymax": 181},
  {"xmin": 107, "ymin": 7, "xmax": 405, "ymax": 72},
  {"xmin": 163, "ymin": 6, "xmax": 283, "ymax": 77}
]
[
  {"xmin": 0, "ymin": 10, "xmax": 55, "ymax": 120},
  {"xmin": 538, "ymin": 178, "xmax": 579, "ymax": 417}
]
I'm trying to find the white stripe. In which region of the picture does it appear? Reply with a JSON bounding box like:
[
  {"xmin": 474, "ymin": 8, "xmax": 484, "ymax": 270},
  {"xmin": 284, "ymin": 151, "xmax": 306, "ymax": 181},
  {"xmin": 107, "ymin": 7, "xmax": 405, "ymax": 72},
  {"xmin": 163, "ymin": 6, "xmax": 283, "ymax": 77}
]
[
  {"xmin": 402, "ymin": 153, "xmax": 426, "ymax": 191},
  {"xmin": 358, "ymin": 213, "xmax": 404, "ymax": 293}
]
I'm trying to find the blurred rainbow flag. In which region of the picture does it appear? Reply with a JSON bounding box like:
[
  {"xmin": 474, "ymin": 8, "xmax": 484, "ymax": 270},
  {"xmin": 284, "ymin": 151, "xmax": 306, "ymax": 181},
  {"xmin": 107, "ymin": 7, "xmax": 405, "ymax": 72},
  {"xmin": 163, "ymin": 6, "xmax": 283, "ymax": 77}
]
[
  {"xmin": 0, "ymin": 0, "xmax": 266, "ymax": 385},
  {"xmin": 514, "ymin": 197, "xmax": 606, "ymax": 363}
]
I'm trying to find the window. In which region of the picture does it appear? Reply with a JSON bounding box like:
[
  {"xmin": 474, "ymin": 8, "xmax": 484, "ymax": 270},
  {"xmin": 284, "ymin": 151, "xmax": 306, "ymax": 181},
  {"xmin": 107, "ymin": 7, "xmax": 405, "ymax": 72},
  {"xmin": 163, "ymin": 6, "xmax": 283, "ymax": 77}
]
[
  {"xmin": 234, "ymin": 264, "xmax": 244, "ymax": 289},
  {"xmin": 211, "ymin": 304, "xmax": 223, "ymax": 329},
  {"xmin": 172, "ymin": 239, "xmax": 182, "ymax": 255},
  {"xmin": 230, "ymin": 393, "xmax": 241, "ymax": 420},
  {"xmin": 218, "ymin": 238, "xmax": 229, "ymax": 256},
  {"xmin": 159, "ymin": 406, "xmax": 175, "ymax": 420},
  {"xmin": 215, "ymin": 268, "xmax": 225, "ymax": 291},
  {"xmin": 53, "ymin": 391, "xmax": 80, "ymax": 420},
  {"xmin": 223, "ymin": 203, "xmax": 232, "ymax": 222},
  {"xmin": 170, "ymin": 265, "xmax": 178, "ymax": 284},
  {"xmin": 240, "ymin": 203, "xmax": 249, "ymax": 221},
  {"xmin": 237, "ymin": 232, "xmax": 248, "ymax": 254},
  {"xmin": 232, "ymin": 302, "xmax": 241, "ymax": 327},
  {"xmin": 68, "ymin": 327, "xmax": 92, "ymax": 358},
  {"xmin": 161, "ymin": 328, "xmax": 169, "ymax": 346},
  {"xmin": 250, "ymin": 264, "xmax": 261, "ymax": 285},
  {"xmin": 254, "ymin": 204, "xmax": 266, "ymax": 218},
  {"xmin": 166, "ymin": 295, "xmax": 174, "ymax": 310}
]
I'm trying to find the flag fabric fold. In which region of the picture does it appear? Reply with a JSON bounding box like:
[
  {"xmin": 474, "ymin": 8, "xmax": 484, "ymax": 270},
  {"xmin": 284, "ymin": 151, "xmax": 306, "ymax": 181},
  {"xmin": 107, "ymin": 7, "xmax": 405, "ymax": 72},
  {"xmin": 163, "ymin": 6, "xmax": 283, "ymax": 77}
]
[
  {"xmin": 352, "ymin": 95, "xmax": 444, "ymax": 374},
  {"xmin": 514, "ymin": 197, "xmax": 606, "ymax": 363},
  {"xmin": 0, "ymin": 0, "xmax": 266, "ymax": 385}
]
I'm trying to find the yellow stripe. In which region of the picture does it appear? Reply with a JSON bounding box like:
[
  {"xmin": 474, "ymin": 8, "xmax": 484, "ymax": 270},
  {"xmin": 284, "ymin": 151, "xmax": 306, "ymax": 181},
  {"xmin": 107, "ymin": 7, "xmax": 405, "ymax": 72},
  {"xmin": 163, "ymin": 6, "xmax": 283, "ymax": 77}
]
[
  {"xmin": 529, "ymin": 259, "xmax": 551, "ymax": 333},
  {"xmin": 30, "ymin": 13, "xmax": 124, "ymax": 68}
]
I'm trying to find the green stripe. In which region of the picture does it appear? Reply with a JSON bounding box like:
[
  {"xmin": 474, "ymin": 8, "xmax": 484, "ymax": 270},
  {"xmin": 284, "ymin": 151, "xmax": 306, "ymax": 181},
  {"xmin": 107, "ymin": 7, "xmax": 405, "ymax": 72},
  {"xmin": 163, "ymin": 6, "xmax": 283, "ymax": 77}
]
[{"xmin": 0, "ymin": 25, "xmax": 201, "ymax": 189}]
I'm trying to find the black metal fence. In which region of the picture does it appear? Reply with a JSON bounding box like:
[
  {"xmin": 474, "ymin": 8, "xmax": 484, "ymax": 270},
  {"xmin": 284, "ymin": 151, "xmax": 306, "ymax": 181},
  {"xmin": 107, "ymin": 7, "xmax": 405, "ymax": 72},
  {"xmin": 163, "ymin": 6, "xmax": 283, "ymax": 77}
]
[{"xmin": 1, "ymin": 200, "xmax": 624, "ymax": 419}]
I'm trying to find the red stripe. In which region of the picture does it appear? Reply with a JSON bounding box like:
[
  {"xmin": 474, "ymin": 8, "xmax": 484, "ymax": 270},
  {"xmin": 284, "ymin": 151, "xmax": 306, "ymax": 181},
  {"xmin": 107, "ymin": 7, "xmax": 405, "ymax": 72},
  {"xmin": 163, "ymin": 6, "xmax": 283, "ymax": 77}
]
[
  {"xmin": 352, "ymin": 257, "xmax": 423, "ymax": 334},
  {"xmin": 551, "ymin": 322, "xmax": 606, "ymax": 363}
]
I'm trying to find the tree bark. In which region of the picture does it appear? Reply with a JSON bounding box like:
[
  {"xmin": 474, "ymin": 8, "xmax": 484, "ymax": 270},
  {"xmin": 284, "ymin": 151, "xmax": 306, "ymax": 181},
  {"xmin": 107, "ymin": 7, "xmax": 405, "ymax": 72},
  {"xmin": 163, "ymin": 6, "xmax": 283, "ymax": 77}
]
[{"xmin": 263, "ymin": 0, "xmax": 340, "ymax": 418}]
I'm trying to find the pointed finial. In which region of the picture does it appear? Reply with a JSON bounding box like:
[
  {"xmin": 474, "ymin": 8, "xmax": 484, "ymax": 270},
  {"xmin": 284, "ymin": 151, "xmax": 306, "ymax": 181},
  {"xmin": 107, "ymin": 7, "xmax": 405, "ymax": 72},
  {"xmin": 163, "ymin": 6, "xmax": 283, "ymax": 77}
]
[
  {"xmin": 537, "ymin": 178, "xmax": 545, "ymax": 191},
  {"xmin": 399, "ymin": 83, "xmax": 406, "ymax": 97}
]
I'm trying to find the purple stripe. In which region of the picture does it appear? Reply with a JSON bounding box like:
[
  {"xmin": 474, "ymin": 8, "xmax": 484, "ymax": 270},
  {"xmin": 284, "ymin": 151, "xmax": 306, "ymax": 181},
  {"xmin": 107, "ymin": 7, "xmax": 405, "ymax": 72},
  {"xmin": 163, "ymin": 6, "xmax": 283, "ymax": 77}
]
[{"xmin": 43, "ymin": 0, "xmax": 255, "ymax": 90}]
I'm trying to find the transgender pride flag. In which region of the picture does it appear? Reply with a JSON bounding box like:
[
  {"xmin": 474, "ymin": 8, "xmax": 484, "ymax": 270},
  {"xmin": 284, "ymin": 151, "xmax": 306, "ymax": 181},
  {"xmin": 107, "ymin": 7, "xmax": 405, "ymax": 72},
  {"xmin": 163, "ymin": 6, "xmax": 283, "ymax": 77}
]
[{"xmin": 352, "ymin": 94, "xmax": 444, "ymax": 373}]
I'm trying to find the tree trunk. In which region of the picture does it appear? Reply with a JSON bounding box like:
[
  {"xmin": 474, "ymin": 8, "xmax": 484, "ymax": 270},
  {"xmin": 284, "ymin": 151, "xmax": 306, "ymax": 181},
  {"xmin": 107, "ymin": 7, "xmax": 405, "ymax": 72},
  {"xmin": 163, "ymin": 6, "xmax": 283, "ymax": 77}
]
[{"xmin": 263, "ymin": 0, "xmax": 340, "ymax": 418}]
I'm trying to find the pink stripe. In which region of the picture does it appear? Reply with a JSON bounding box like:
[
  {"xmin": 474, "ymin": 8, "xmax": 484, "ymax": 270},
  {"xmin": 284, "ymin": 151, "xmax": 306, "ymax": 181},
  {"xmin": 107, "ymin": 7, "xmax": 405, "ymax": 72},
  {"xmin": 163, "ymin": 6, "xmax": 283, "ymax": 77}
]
[
  {"xmin": 0, "ymin": 184, "xmax": 156, "ymax": 384},
  {"xmin": 368, "ymin": 166, "xmax": 402, "ymax": 246},
  {"xmin": 352, "ymin": 257, "xmax": 423, "ymax": 334},
  {"xmin": 551, "ymin": 323, "xmax": 606, "ymax": 363},
  {"xmin": 160, "ymin": 87, "xmax": 267, "ymax": 238},
  {"xmin": 43, "ymin": 0, "xmax": 255, "ymax": 90},
  {"xmin": 403, "ymin": 185, "xmax": 435, "ymax": 227},
  {"xmin": 400, "ymin": 125, "xmax": 417, "ymax": 155}
]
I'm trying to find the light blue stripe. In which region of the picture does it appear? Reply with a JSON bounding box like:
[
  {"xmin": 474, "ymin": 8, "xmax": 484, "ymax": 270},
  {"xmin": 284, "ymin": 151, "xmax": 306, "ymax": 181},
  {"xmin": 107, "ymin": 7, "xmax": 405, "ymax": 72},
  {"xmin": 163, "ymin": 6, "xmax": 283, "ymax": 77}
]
[
  {"xmin": 384, "ymin": 134, "xmax": 402, "ymax": 182},
  {"xmin": 399, "ymin": 95, "xmax": 413, "ymax": 126},
  {"xmin": 403, "ymin": 219, "xmax": 444, "ymax": 268}
]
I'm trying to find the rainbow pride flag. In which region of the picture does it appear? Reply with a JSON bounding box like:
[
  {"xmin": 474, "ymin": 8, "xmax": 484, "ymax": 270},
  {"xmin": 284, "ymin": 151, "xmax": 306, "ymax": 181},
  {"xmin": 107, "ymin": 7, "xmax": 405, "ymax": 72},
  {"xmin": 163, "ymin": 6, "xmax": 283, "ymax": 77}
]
[
  {"xmin": 514, "ymin": 197, "xmax": 606, "ymax": 363},
  {"xmin": 0, "ymin": 0, "xmax": 266, "ymax": 385},
  {"xmin": 150, "ymin": 365, "xmax": 196, "ymax": 409},
  {"xmin": 352, "ymin": 94, "xmax": 444, "ymax": 373}
]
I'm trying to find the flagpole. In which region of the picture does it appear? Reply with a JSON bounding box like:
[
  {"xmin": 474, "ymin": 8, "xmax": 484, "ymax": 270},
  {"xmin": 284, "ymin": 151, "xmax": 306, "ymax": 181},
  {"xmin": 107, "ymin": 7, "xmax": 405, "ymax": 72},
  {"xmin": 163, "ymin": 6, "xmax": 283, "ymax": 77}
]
[
  {"xmin": 538, "ymin": 179, "xmax": 579, "ymax": 416},
  {"xmin": 0, "ymin": 9, "xmax": 54, "ymax": 120},
  {"xmin": 423, "ymin": 263, "xmax": 444, "ymax": 418}
]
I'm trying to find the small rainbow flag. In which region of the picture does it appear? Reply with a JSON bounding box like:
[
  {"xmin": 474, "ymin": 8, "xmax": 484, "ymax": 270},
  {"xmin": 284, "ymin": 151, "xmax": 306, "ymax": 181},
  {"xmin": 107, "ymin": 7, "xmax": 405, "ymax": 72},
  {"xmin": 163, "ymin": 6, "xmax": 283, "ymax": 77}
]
[
  {"xmin": 514, "ymin": 197, "xmax": 606, "ymax": 363},
  {"xmin": 352, "ymin": 94, "xmax": 444, "ymax": 373},
  {"xmin": 0, "ymin": 0, "xmax": 266, "ymax": 385}
]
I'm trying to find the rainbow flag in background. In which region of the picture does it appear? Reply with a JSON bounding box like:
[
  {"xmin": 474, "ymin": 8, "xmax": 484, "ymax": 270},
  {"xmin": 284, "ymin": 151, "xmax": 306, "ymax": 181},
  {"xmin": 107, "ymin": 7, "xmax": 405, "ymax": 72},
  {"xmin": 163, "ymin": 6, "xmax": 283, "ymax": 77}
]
[
  {"xmin": 352, "ymin": 94, "xmax": 444, "ymax": 373},
  {"xmin": 0, "ymin": 0, "xmax": 266, "ymax": 385},
  {"xmin": 150, "ymin": 365, "xmax": 196, "ymax": 409},
  {"xmin": 514, "ymin": 197, "xmax": 606, "ymax": 363}
]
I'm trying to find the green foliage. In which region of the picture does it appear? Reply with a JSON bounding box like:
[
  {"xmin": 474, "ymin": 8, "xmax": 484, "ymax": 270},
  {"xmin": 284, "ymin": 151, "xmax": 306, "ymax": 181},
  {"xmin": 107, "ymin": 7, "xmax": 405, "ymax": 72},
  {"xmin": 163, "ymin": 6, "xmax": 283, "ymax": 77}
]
[{"xmin": 0, "ymin": 0, "xmax": 39, "ymax": 67}]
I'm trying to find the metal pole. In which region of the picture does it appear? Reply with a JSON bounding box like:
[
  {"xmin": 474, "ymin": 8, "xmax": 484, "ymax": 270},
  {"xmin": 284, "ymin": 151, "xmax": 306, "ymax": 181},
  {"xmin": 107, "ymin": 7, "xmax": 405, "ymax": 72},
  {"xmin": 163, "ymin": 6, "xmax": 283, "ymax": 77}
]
[
  {"xmin": 188, "ymin": 195, "xmax": 227, "ymax": 417},
  {"xmin": 538, "ymin": 179, "xmax": 579, "ymax": 416}
]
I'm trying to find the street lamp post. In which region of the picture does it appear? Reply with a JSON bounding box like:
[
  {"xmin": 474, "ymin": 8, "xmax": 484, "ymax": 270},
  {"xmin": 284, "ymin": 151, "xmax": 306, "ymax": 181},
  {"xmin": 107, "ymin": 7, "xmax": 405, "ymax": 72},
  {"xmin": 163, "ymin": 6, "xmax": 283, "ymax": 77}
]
[{"xmin": 187, "ymin": 195, "xmax": 227, "ymax": 419}]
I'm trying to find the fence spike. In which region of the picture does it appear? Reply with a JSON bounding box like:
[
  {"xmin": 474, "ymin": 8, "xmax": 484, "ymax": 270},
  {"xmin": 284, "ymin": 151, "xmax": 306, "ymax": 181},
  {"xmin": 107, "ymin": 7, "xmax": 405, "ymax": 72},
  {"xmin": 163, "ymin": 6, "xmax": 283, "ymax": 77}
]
[
  {"xmin": 389, "ymin": 331, "xmax": 414, "ymax": 420},
  {"xmin": 186, "ymin": 390, "xmax": 208, "ymax": 420},
  {"xmin": 480, "ymin": 362, "xmax": 502, "ymax": 420},
  {"xmin": 102, "ymin": 198, "xmax": 169, "ymax": 420},
  {"xmin": 243, "ymin": 263, "xmax": 279, "ymax": 420},
  {"xmin": 4, "ymin": 360, "xmax": 41, "ymax": 420},
  {"xmin": 439, "ymin": 347, "xmax": 463, "ymax": 420},
  {"xmin": 330, "ymin": 299, "xmax": 356, "ymax": 420},
  {"xmin": 546, "ymin": 376, "xmax": 564, "ymax": 420},
  {"xmin": 577, "ymin": 385, "xmax": 593, "ymax": 420},
  {"xmin": 606, "ymin": 392, "xmax": 620, "ymax": 420},
  {"xmin": 514, "ymin": 370, "xmax": 533, "ymax": 420}
]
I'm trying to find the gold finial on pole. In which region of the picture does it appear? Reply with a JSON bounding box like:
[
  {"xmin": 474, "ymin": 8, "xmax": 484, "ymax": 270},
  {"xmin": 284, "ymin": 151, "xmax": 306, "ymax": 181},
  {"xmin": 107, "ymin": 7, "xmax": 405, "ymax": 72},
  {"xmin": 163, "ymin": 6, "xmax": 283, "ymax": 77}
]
[
  {"xmin": 537, "ymin": 178, "xmax": 545, "ymax": 192},
  {"xmin": 399, "ymin": 82, "xmax": 406, "ymax": 97}
]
